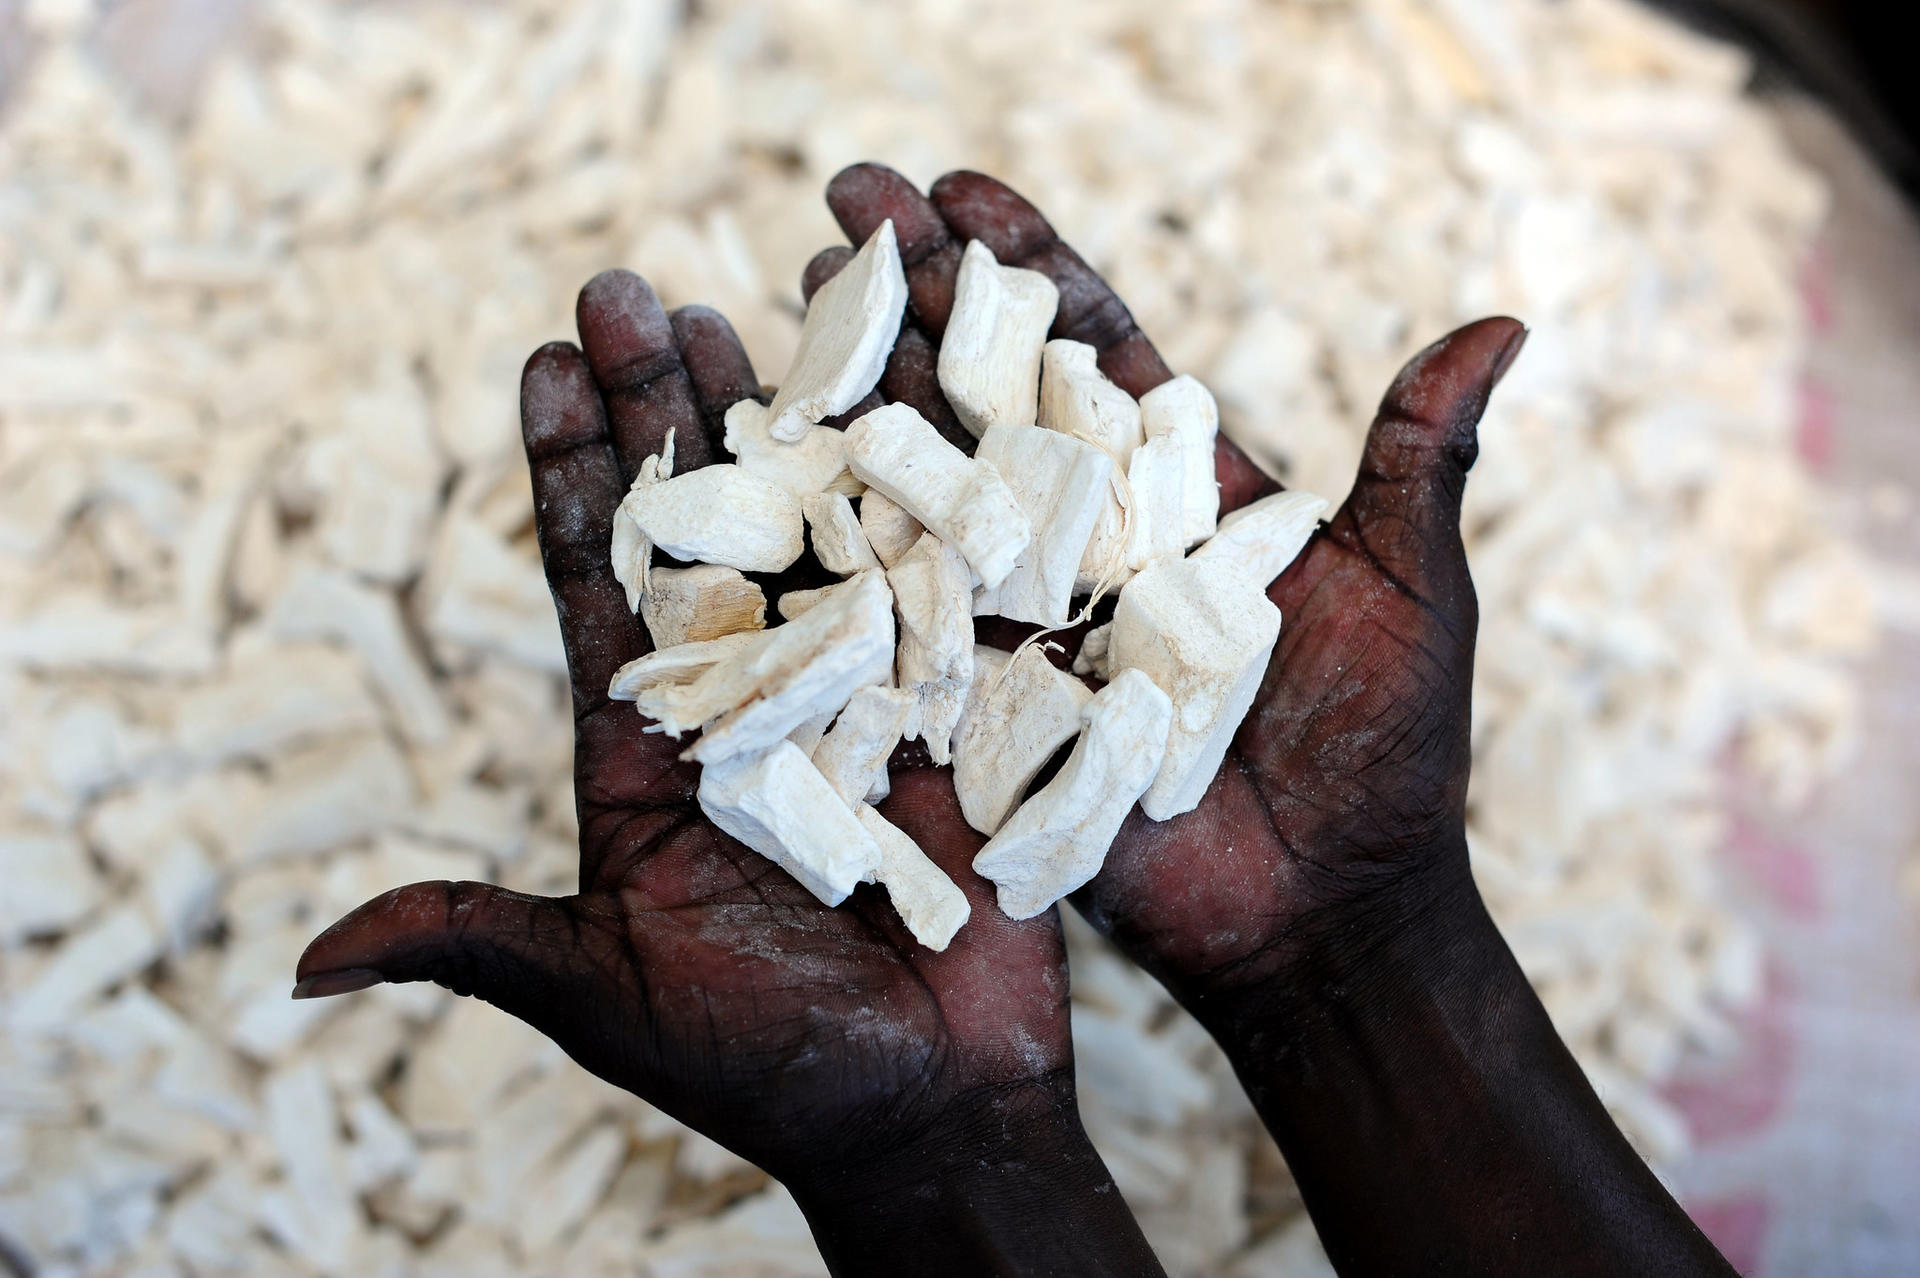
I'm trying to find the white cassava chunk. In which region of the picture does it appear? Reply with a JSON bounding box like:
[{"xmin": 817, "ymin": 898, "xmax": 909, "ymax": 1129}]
[
  {"xmin": 803, "ymin": 492, "xmax": 881, "ymax": 575},
  {"xmin": 776, "ymin": 571, "xmax": 886, "ymax": 624},
  {"xmin": 1039, "ymin": 340, "xmax": 1144, "ymax": 463},
  {"xmin": 618, "ymin": 463, "xmax": 804, "ymax": 574},
  {"xmin": 776, "ymin": 584, "xmax": 835, "ymax": 621},
  {"xmin": 697, "ymin": 743, "xmax": 882, "ymax": 905},
  {"xmin": 639, "ymin": 565, "xmax": 766, "ymax": 647},
  {"xmin": 1138, "ymin": 374, "xmax": 1221, "ymax": 545},
  {"xmin": 1, "ymin": 833, "xmax": 102, "ymax": 943},
  {"xmin": 1073, "ymin": 622, "xmax": 1113, "ymax": 680},
  {"xmin": 938, "ymin": 240, "xmax": 1059, "ymax": 438},
  {"xmin": 608, "ymin": 630, "xmax": 770, "ymax": 701},
  {"xmin": 1190, "ymin": 490, "xmax": 1328, "ymax": 585},
  {"xmin": 764, "ymin": 220, "xmax": 908, "ymax": 442},
  {"xmin": 972, "ymin": 669, "xmax": 1172, "ymax": 918},
  {"xmin": 858, "ymin": 489, "xmax": 925, "ymax": 568},
  {"xmin": 972, "ymin": 425, "xmax": 1115, "ymax": 627},
  {"xmin": 855, "ymin": 806, "xmax": 969, "ymax": 950},
  {"xmin": 1075, "ymin": 479, "xmax": 1135, "ymax": 596},
  {"xmin": 889, "ymin": 532, "xmax": 974, "ymax": 764},
  {"xmin": 811, "ymin": 685, "xmax": 916, "ymax": 807},
  {"xmin": 627, "ymin": 569, "xmax": 895, "ymax": 763},
  {"xmin": 786, "ymin": 710, "xmax": 836, "ymax": 755},
  {"xmin": 724, "ymin": 399, "xmax": 862, "ymax": 499},
  {"xmin": 1108, "ymin": 556, "xmax": 1281, "ymax": 820},
  {"xmin": 844, "ymin": 403, "xmax": 1031, "ymax": 589},
  {"xmin": 610, "ymin": 432, "xmax": 674, "ymax": 610},
  {"xmin": 1124, "ymin": 433, "xmax": 1188, "ymax": 572},
  {"xmin": 953, "ymin": 644, "xmax": 1095, "ymax": 835}
]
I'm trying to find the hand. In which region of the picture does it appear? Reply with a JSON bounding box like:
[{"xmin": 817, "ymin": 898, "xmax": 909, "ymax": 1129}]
[
  {"xmin": 296, "ymin": 271, "xmax": 1163, "ymax": 1274},
  {"xmin": 822, "ymin": 164, "xmax": 1731, "ymax": 1276},
  {"xmin": 813, "ymin": 162, "xmax": 1516, "ymax": 1003}
]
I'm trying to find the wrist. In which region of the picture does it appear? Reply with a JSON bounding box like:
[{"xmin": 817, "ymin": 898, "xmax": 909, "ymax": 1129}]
[
  {"xmin": 1183, "ymin": 837, "xmax": 1498, "ymax": 1052},
  {"xmin": 1185, "ymin": 846, "xmax": 1736, "ymax": 1276},
  {"xmin": 783, "ymin": 1076, "xmax": 1165, "ymax": 1277}
]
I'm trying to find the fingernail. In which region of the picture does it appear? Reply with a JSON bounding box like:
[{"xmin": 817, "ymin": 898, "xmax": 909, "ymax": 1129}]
[
  {"xmin": 291, "ymin": 968, "xmax": 384, "ymax": 1000},
  {"xmin": 1490, "ymin": 325, "xmax": 1529, "ymax": 388}
]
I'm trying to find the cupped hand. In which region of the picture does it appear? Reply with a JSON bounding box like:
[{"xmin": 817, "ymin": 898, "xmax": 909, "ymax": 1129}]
[
  {"xmin": 816, "ymin": 167, "xmax": 1744, "ymax": 1278},
  {"xmin": 816, "ymin": 163, "xmax": 1523, "ymax": 1029},
  {"xmin": 294, "ymin": 271, "xmax": 1075, "ymax": 1198}
]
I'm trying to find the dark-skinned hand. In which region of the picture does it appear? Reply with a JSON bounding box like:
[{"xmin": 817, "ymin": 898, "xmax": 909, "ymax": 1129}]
[
  {"xmin": 807, "ymin": 162, "xmax": 1519, "ymax": 1017},
  {"xmin": 816, "ymin": 164, "xmax": 1732, "ymax": 1278},
  {"xmin": 294, "ymin": 246, "xmax": 1161, "ymax": 1274}
]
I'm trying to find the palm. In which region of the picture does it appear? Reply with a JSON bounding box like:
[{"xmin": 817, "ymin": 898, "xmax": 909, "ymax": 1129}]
[
  {"xmin": 551, "ymin": 774, "xmax": 1065, "ymax": 1174},
  {"xmin": 570, "ymin": 697, "xmax": 1067, "ymax": 1161},
  {"xmin": 1084, "ymin": 483, "xmax": 1481, "ymax": 998}
]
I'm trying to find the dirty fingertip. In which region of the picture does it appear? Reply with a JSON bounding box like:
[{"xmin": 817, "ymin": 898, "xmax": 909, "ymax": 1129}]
[
  {"xmin": 290, "ymin": 967, "xmax": 385, "ymax": 1000},
  {"xmin": 1491, "ymin": 322, "xmax": 1529, "ymax": 388},
  {"xmin": 1381, "ymin": 315, "xmax": 1528, "ymax": 436},
  {"xmin": 802, "ymin": 246, "xmax": 854, "ymax": 302}
]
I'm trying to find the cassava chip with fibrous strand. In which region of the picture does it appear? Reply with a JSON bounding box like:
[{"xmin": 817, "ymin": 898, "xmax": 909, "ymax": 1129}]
[
  {"xmin": 1123, "ymin": 433, "xmax": 1188, "ymax": 573},
  {"xmin": 971, "ymin": 424, "xmax": 1114, "ymax": 628},
  {"xmin": 887, "ymin": 531, "xmax": 974, "ymax": 764},
  {"xmin": 1040, "ymin": 339, "xmax": 1145, "ymax": 464}
]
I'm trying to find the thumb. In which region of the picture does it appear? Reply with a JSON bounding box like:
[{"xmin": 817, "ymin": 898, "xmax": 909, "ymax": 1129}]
[
  {"xmin": 1336, "ymin": 316, "xmax": 1526, "ymax": 603},
  {"xmin": 293, "ymin": 880, "xmax": 602, "ymax": 1019}
]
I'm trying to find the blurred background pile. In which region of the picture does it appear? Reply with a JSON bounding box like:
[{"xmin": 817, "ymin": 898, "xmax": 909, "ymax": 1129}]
[{"xmin": 1, "ymin": 0, "xmax": 1916, "ymax": 1274}]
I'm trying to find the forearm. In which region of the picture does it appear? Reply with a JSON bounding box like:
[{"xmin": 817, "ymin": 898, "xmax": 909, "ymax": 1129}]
[
  {"xmin": 784, "ymin": 1080, "xmax": 1166, "ymax": 1278},
  {"xmin": 1199, "ymin": 857, "xmax": 1733, "ymax": 1277}
]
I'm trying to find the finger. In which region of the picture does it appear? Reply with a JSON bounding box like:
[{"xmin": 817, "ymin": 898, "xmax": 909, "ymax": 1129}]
[
  {"xmin": 521, "ymin": 342, "xmax": 650, "ymax": 709},
  {"xmin": 575, "ymin": 269, "xmax": 715, "ymax": 477},
  {"xmin": 928, "ymin": 170, "xmax": 1173, "ymax": 398},
  {"xmin": 669, "ymin": 304, "xmax": 760, "ymax": 457},
  {"xmin": 295, "ymin": 880, "xmax": 576, "ymax": 999},
  {"xmin": 825, "ymin": 161, "xmax": 963, "ymax": 335},
  {"xmin": 293, "ymin": 881, "xmax": 629, "ymax": 1055},
  {"xmin": 877, "ymin": 326, "xmax": 973, "ymax": 450},
  {"xmin": 1333, "ymin": 317, "xmax": 1527, "ymax": 605},
  {"xmin": 801, "ymin": 246, "xmax": 854, "ymax": 304}
]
